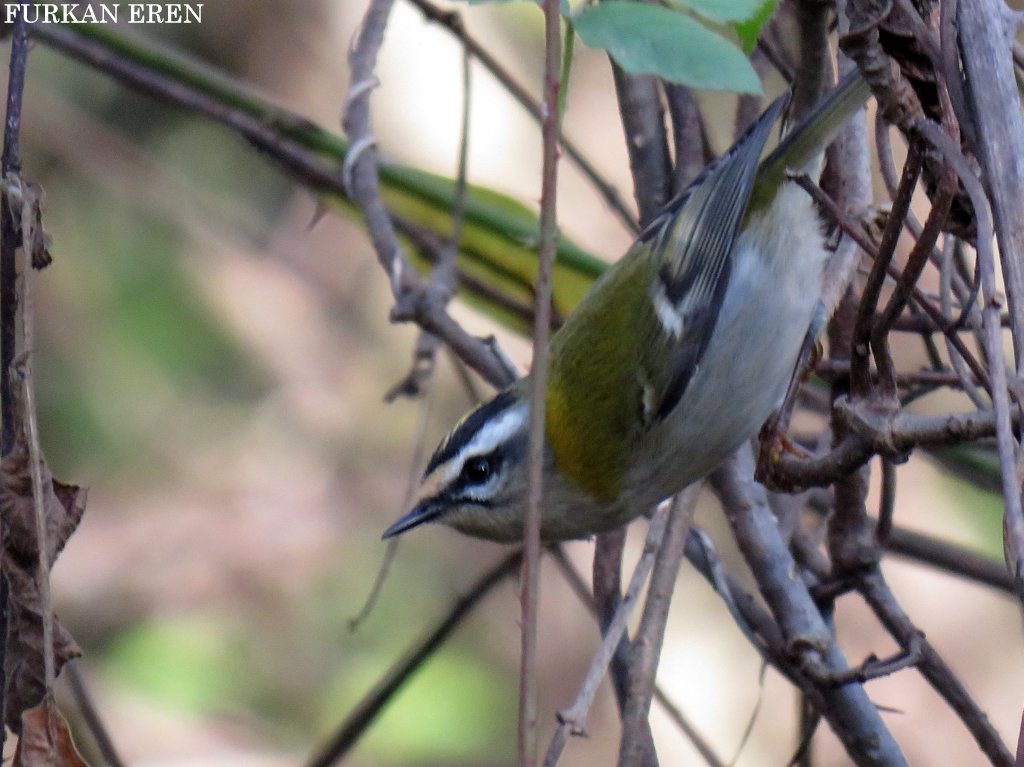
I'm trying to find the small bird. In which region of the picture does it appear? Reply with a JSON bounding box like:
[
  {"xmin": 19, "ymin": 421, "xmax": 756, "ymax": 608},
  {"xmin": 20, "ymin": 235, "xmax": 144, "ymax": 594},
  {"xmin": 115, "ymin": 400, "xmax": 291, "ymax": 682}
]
[{"xmin": 383, "ymin": 73, "xmax": 871, "ymax": 543}]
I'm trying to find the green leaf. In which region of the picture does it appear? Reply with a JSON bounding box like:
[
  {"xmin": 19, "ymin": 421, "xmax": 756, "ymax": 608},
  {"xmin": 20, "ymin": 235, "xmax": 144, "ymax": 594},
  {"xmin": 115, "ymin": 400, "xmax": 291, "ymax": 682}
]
[
  {"xmin": 735, "ymin": 0, "xmax": 778, "ymax": 53},
  {"xmin": 465, "ymin": 0, "xmax": 573, "ymax": 12},
  {"xmin": 573, "ymin": 2, "xmax": 761, "ymax": 94},
  {"xmin": 674, "ymin": 0, "xmax": 769, "ymax": 23}
]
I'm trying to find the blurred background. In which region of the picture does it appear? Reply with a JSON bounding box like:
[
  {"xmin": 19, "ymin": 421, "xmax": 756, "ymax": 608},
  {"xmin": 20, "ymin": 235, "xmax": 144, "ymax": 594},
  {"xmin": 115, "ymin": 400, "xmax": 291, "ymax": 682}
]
[{"xmin": 2, "ymin": 0, "xmax": 1021, "ymax": 764}]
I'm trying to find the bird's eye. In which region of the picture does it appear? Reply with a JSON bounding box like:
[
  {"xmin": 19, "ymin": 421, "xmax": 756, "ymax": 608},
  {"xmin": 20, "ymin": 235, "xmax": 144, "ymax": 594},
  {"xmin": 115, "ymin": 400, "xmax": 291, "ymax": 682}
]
[{"xmin": 462, "ymin": 455, "xmax": 494, "ymax": 485}]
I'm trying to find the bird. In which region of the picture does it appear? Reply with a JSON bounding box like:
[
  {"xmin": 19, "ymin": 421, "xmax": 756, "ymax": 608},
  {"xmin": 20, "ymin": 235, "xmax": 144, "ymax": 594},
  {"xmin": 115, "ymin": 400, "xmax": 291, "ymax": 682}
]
[{"xmin": 383, "ymin": 72, "xmax": 872, "ymax": 543}]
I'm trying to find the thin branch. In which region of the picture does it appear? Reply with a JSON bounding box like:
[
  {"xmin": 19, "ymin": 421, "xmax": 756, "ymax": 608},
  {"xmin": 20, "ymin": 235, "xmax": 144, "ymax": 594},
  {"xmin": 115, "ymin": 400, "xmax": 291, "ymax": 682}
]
[
  {"xmin": 860, "ymin": 571, "xmax": 1014, "ymax": 766},
  {"xmin": 875, "ymin": 457, "xmax": 896, "ymax": 543},
  {"xmin": 618, "ymin": 488, "xmax": 697, "ymax": 766},
  {"xmin": 850, "ymin": 142, "xmax": 923, "ymax": 398},
  {"xmin": 1, "ymin": 10, "xmax": 28, "ymax": 456},
  {"xmin": 404, "ymin": 0, "xmax": 638, "ymax": 233},
  {"xmin": 543, "ymin": 506, "xmax": 670, "ymax": 767},
  {"xmin": 547, "ymin": 546, "xmax": 725, "ymax": 767},
  {"xmin": 664, "ymin": 83, "xmax": 710, "ymax": 192},
  {"xmin": 818, "ymin": 37, "xmax": 873, "ymax": 320},
  {"xmin": 956, "ymin": 0, "xmax": 1024, "ymax": 602},
  {"xmin": 344, "ymin": 0, "xmax": 517, "ymax": 391},
  {"xmin": 0, "ymin": 11, "xmax": 28, "ymax": 746},
  {"xmin": 65, "ymin": 663, "xmax": 126, "ymax": 767},
  {"xmin": 770, "ymin": 392, "xmax": 1021, "ymax": 491},
  {"xmin": 519, "ymin": 0, "xmax": 562, "ymax": 762},
  {"xmin": 957, "ymin": 0, "xmax": 1024, "ymax": 367},
  {"xmin": 885, "ymin": 525, "xmax": 1014, "ymax": 593},
  {"xmin": 593, "ymin": 51, "xmax": 675, "ymax": 765},
  {"xmin": 789, "ymin": 171, "xmax": 992, "ymax": 392},
  {"xmin": 385, "ymin": 41, "xmax": 472, "ymax": 402},
  {"xmin": 305, "ymin": 550, "xmax": 522, "ymax": 767},
  {"xmin": 870, "ymin": 150, "xmax": 956, "ymax": 398},
  {"xmin": 591, "ymin": 525, "xmax": 656, "ymax": 760},
  {"xmin": 915, "ymin": 118, "xmax": 1024, "ymax": 602},
  {"xmin": 712, "ymin": 446, "xmax": 909, "ymax": 766},
  {"xmin": 610, "ymin": 65, "xmax": 672, "ymax": 223}
]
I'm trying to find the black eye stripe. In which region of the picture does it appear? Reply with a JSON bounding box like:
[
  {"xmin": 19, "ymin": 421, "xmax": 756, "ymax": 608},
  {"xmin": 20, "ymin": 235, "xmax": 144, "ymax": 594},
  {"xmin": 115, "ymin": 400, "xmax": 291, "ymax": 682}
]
[
  {"xmin": 424, "ymin": 388, "xmax": 518, "ymax": 477},
  {"xmin": 458, "ymin": 449, "xmax": 503, "ymax": 488}
]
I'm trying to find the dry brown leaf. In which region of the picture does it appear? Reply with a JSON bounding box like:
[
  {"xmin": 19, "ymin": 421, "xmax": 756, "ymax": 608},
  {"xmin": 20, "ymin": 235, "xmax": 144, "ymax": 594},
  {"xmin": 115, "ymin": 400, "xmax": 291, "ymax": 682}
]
[
  {"xmin": 25, "ymin": 192, "xmax": 53, "ymax": 270},
  {"xmin": 5, "ymin": 176, "xmax": 52, "ymax": 270},
  {"xmin": 1, "ymin": 440, "xmax": 85, "ymax": 566},
  {"xmin": 1, "ymin": 436, "xmax": 86, "ymax": 730},
  {"xmin": 12, "ymin": 696, "xmax": 91, "ymax": 766}
]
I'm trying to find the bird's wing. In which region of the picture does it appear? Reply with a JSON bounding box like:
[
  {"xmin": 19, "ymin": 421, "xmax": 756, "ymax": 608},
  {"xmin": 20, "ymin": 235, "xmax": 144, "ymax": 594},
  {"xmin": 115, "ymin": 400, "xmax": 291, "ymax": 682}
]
[{"xmin": 641, "ymin": 93, "xmax": 788, "ymax": 421}]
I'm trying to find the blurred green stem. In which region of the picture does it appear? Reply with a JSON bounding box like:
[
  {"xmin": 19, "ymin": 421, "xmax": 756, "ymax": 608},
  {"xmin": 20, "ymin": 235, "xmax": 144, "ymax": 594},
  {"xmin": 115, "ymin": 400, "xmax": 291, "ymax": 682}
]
[{"xmin": 21, "ymin": 23, "xmax": 609, "ymax": 335}]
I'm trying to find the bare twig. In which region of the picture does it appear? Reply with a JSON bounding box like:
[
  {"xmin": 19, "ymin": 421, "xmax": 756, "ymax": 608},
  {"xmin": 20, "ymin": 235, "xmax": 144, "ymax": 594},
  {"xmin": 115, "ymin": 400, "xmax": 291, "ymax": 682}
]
[
  {"xmin": 519, "ymin": 2, "xmax": 562, "ymax": 763},
  {"xmin": 0, "ymin": 12, "xmax": 28, "ymax": 744},
  {"xmin": 885, "ymin": 525, "xmax": 1013, "ymax": 593},
  {"xmin": 547, "ymin": 546, "xmax": 725, "ymax": 767},
  {"xmin": 712, "ymin": 446, "xmax": 909, "ymax": 766},
  {"xmin": 1, "ymin": 11, "xmax": 28, "ymax": 456},
  {"xmin": 345, "ymin": 0, "xmax": 519, "ymax": 392},
  {"xmin": 770, "ymin": 394, "xmax": 1019, "ymax": 491},
  {"xmin": 65, "ymin": 663, "xmax": 126, "ymax": 767},
  {"xmin": 664, "ymin": 83, "xmax": 710, "ymax": 192},
  {"xmin": 386, "ymin": 41, "xmax": 472, "ymax": 401},
  {"xmin": 791, "ymin": 169, "xmax": 992, "ymax": 394},
  {"xmin": 404, "ymin": 0, "xmax": 638, "ymax": 233},
  {"xmin": 818, "ymin": 38, "xmax": 872, "ymax": 320},
  {"xmin": 543, "ymin": 506, "xmax": 670, "ymax": 767},
  {"xmin": 870, "ymin": 152, "xmax": 956, "ymax": 398},
  {"xmin": 875, "ymin": 457, "xmax": 897, "ymax": 544},
  {"xmin": 349, "ymin": 384, "xmax": 437, "ymax": 631},
  {"xmin": 592, "ymin": 50, "xmax": 676, "ymax": 765},
  {"xmin": 610, "ymin": 65, "xmax": 672, "ymax": 224},
  {"xmin": 957, "ymin": 0, "xmax": 1024, "ymax": 366},
  {"xmin": 956, "ymin": 0, "xmax": 1024, "ymax": 602},
  {"xmin": 915, "ymin": 118, "xmax": 1024, "ymax": 602},
  {"xmin": 591, "ymin": 526, "xmax": 659, "ymax": 764},
  {"xmin": 618, "ymin": 488, "xmax": 697, "ymax": 766},
  {"xmin": 306, "ymin": 550, "xmax": 522, "ymax": 767},
  {"xmin": 860, "ymin": 571, "xmax": 1014, "ymax": 765},
  {"xmin": 850, "ymin": 142, "xmax": 923, "ymax": 398}
]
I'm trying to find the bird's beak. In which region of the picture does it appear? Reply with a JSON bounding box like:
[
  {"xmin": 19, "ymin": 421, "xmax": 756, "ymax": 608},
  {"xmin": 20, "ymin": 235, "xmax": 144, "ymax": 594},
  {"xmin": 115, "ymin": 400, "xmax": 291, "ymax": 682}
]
[{"xmin": 382, "ymin": 497, "xmax": 443, "ymax": 539}]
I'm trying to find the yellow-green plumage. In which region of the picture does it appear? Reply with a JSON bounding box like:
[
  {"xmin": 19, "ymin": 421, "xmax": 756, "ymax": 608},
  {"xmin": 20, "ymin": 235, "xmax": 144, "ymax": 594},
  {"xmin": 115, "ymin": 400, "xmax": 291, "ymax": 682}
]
[{"xmin": 546, "ymin": 249, "xmax": 657, "ymax": 502}]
